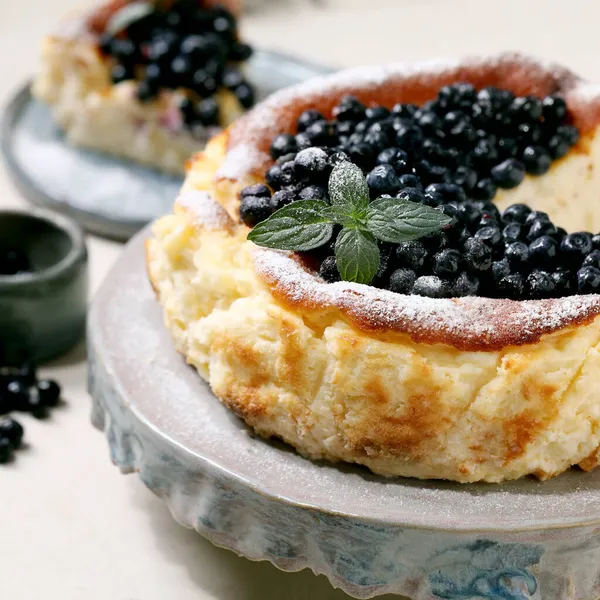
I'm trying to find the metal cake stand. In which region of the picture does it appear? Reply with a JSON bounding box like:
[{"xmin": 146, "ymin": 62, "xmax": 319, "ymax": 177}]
[{"xmin": 88, "ymin": 226, "xmax": 600, "ymax": 600}]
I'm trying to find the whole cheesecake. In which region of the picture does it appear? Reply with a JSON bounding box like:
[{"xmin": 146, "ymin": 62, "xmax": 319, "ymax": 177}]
[
  {"xmin": 147, "ymin": 53, "xmax": 600, "ymax": 483},
  {"xmin": 33, "ymin": 0, "xmax": 254, "ymax": 175}
]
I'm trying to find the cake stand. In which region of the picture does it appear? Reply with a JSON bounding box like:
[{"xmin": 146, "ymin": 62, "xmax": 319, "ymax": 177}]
[{"xmin": 88, "ymin": 225, "xmax": 600, "ymax": 600}]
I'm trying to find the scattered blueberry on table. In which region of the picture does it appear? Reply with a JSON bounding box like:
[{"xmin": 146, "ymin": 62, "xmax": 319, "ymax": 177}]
[{"xmin": 0, "ymin": 363, "xmax": 62, "ymax": 463}]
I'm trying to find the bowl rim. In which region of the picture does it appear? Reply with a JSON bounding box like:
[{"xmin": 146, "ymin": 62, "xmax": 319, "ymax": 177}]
[{"xmin": 0, "ymin": 207, "xmax": 87, "ymax": 289}]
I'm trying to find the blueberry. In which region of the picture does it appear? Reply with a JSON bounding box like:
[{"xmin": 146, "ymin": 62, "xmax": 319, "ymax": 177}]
[
  {"xmin": 491, "ymin": 259, "xmax": 511, "ymax": 283},
  {"xmin": 497, "ymin": 137, "xmax": 519, "ymax": 159},
  {"xmin": 509, "ymin": 95, "xmax": 543, "ymax": 121},
  {"xmin": 527, "ymin": 219, "xmax": 557, "ymax": 242},
  {"xmin": 471, "ymin": 139, "xmax": 499, "ymax": 168},
  {"xmin": 542, "ymin": 96, "xmax": 568, "ymax": 123},
  {"xmin": 528, "ymin": 235, "xmax": 558, "ymax": 267},
  {"xmin": 0, "ymin": 438, "xmax": 12, "ymax": 464},
  {"xmin": 412, "ymin": 275, "xmax": 450, "ymax": 298},
  {"xmin": 395, "ymin": 124, "xmax": 424, "ymax": 153},
  {"xmin": 392, "ymin": 103, "xmax": 418, "ymax": 119},
  {"xmin": 279, "ymin": 161, "xmax": 298, "ymax": 187},
  {"xmin": 328, "ymin": 151, "xmax": 350, "ymax": 167},
  {"xmin": 498, "ymin": 273, "xmax": 525, "ymax": 299},
  {"xmin": 0, "ymin": 418, "xmax": 23, "ymax": 449},
  {"xmin": 557, "ymin": 124, "xmax": 579, "ymax": 146},
  {"xmin": 295, "ymin": 133, "xmax": 312, "ymax": 151},
  {"xmin": 295, "ymin": 147, "xmax": 329, "ymax": 179},
  {"xmin": 452, "ymin": 272, "xmax": 480, "ymax": 297},
  {"xmin": 377, "ymin": 147, "xmax": 404, "ymax": 166},
  {"xmin": 222, "ymin": 68, "xmax": 244, "ymax": 90},
  {"xmin": 234, "ymin": 82, "xmax": 256, "ymax": 109},
  {"xmin": 516, "ymin": 122, "xmax": 543, "ymax": 145},
  {"xmin": 548, "ymin": 135, "xmax": 570, "ymax": 159},
  {"xmin": 333, "ymin": 96, "xmax": 366, "ymax": 122},
  {"xmin": 388, "ymin": 268, "xmax": 416, "ymax": 294},
  {"xmin": 471, "ymin": 179, "xmax": 497, "ymax": 202},
  {"xmin": 503, "ymin": 222, "xmax": 524, "ymax": 243},
  {"xmin": 270, "ymin": 189, "xmax": 297, "ymax": 211},
  {"xmin": 525, "ymin": 210, "xmax": 550, "ymax": 225},
  {"xmin": 265, "ymin": 164, "xmax": 282, "ymax": 190},
  {"xmin": 526, "ymin": 270, "xmax": 555, "ymax": 299},
  {"xmin": 364, "ymin": 131, "xmax": 390, "ymax": 152},
  {"xmin": 396, "ymin": 240, "xmax": 428, "ymax": 271},
  {"xmin": 6, "ymin": 380, "xmax": 29, "ymax": 412},
  {"xmin": 552, "ymin": 268, "xmax": 574, "ymax": 296},
  {"xmin": 522, "ymin": 146, "xmax": 552, "ymax": 176},
  {"xmin": 239, "ymin": 196, "xmax": 272, "ymax": 227},
  {"xmin": 137, "ymin": 80, "xmax": 157, "ymax": 103},
  {"xmin": 111, "ymin": 63, "xmax": 133, "ymax": 84},
  {"xmin": 298, "ymin": 185, "xmax": 327, "ymax": 200},
  {"xmin": 424, "ymin": 183, "xmax": 466, "ymax": 204},
  {"xmin": 319, "ymin": 256, "xmax": 340, "ymax": 282},
  {"xmin": 490, "ymin": 159, "xmax": 526, "ymax": 189},
  {"xmin": 297, "ymin": 110, "xmax": 325, "ymax": 132},
  {"xmin": 270, "ymin": 134, "xmax": 298, "ymax": 159},
  {"xmin": 420, "ymin": 231, "xmax": 448, "ymax": 252},
  {"xmin": 463, "ymin": 238, "xmax": 493, "ymax": 272},
  {"xmin": 474, "ymin": 226, "xmax": 502, "ymax": 248},
  {"xmin": 431, "ymin": 249, "xmax": 461, "ymax": 277},
  {"xmin": 396, "ymin": 187, "xmax": 426, "ymax": 204},
  {"xmin": 240, "ymin": 184, "xmax": 271, "ymax": 199},
  {"xmin": 229, "ymin": 41, "xmax": 253, "ymax": 61},
  {"xmin": 453, "ymin": 166, "xmax": 478, "ymax": 192},
  {"xmin": 347, "ymin": 143, "xmax": 376, "ymax": 169},
  {"xmin": 502, "ymin": 203, "xmax": 532, "ymax": 224},
  {"xmin": 505, "ymin": 242, "xmax": 530, "ymax": 271},
  {"xmin": 366, "ymin": 164, "xmax": 400, "ymax": 196},
  {"xmin": 456, "ymin": 202, "xmax": 481, "ymax": 227},
  {"xmin": 395, "ymin": 174, "xmax": 420, "ymax": 190},
  {"xmin": 196, "ymin": 98, "xmax": 219, "ymax": 126},
  {"xmin": 583, "ymin": 250, "xmax": 600, "ymax": 269},
  {"xmin": 577, "ymin": 266, "xmax": 600, "ymax": 293},
  {"xmin": 593, "ymin": 234, "xmax": 600, "ymax": 251},
  {"xmin": 561, "ymin": 233, "xmax": 593, "ymax": 265}
]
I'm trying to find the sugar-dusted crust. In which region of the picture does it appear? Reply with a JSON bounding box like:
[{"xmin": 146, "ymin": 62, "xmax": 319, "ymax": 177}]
[
  {"xmin": 148, "ymin": 53, "xmax": 600, "ymax": 482},
  {"xmin": 32, "ymin": 0, "xmax": 245, "ymax": 175}
]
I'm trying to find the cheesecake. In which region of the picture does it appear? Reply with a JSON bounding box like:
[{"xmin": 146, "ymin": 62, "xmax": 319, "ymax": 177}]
[
  {"xmin": 33, "ymin": 0, "xmax": 254, "ymax": 175},
  {"xmin": 147, "ymin": 53, "xmax": 600, "ymax": 483}
]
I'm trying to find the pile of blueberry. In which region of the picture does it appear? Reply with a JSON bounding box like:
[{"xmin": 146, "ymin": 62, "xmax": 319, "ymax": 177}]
[
  {"xmin": 0, "ymin": 363, "xmax": 62, "ymax": 463},
  {"xmin": 99, "ymin": 0, "xmax": 255, "ymax": 129},
  {"xmin": 237, "ymin": 84, "xmax": 596, "ymax": 300},
  {"xmin": 0, "ymin": 247, "xmax": 30, "ymax": 276}
]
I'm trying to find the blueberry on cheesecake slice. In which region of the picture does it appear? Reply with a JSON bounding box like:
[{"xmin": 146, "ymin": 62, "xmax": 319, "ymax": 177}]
[
  {"xmin": 148, "ymin": 54, "xmax": 600, "ymax": 483},
  {"xmin": 33, "ymin": 0, "xmax": 255, "ymax": 175}
]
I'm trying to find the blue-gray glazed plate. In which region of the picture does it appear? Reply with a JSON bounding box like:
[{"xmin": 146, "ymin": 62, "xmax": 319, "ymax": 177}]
[
  {"xmin": 88, "ymin": 226, "xmax": 600, "ymax": 600},
  {"xmin": 1, "ymin": 51, "xmax": 334, "ymax": 242}
]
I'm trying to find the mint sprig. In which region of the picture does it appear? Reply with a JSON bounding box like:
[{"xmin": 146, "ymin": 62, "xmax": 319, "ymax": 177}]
[{"xmin": 247, "ymin": 162, "xmax": 451, "ymax": 285}]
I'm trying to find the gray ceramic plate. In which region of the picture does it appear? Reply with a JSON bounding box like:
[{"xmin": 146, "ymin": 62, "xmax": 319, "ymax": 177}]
[
  {"xmin": 88, "ymin": 226, "xmax": 600, "ymax": 600},
  {"xmin": 1, "ymin": 51, "xmax": 334, "ymax": 242}
]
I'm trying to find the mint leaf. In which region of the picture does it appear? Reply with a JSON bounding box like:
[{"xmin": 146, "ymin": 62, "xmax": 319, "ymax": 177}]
[
  {"xmin": 366, "ymin": 197, "xmax": 452, "ymax": 243},
  {"xmin": 248, "ymin": 200, "xmax": 333, "ymax": 251},
  {"xmin": 335, "ymin": 228, "xmax": 380, "ymax": 285},
  {"xmin": 328, "ymin": 162, "xmax": 370, "ymax": 213}
]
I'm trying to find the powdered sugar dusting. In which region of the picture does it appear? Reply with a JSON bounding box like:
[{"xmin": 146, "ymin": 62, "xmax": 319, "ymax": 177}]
[
  {"xmin": 176, "ymin": 190, "xmax": 233, "ymax": 230},
  {"xmin": 252, "ymin": 247, "xmax": 600, "ymax": 350},
  {"xmin": 216, "ymin": 52, "xmax": 582, "ymax": 185}
]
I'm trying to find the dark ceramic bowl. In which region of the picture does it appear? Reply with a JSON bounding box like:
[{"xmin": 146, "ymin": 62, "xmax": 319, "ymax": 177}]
[{"xmin": 0, "ymin": 209, "xmax": 87, "ymax": 364}]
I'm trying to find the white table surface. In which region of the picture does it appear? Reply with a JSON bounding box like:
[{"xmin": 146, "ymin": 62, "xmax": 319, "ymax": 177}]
[{"xmin": 1, "ymin": 1, "xmax": 600, "ymax": 598}]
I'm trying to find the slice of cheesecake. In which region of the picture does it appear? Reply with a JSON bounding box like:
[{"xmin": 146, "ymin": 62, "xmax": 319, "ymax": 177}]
[{"xmin": 33, "ymin": 0, "xmax": 254, "ymax": 175}]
